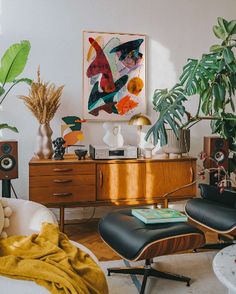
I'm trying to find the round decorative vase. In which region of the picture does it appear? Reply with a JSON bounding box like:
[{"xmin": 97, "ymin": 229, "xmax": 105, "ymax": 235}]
[
  {"xmin": 35, "ymin": 123, "xmax": 53, "ymax": 159},
  {"xmin": 161, "ymin": 129, "xmax": 190, "ymax": 154}
]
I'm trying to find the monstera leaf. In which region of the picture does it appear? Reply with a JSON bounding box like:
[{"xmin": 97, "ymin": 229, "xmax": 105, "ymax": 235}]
[
  {"xmin": 145, "ymin": 85, "xmax": 187, "ymax": 146},
  {"xmin": 180, "ymin": 54, "xmax": 218, "ymax": 96},
  {"xmin": 0, "ymin": 40, "xmax": 31, "ymax": 84}
]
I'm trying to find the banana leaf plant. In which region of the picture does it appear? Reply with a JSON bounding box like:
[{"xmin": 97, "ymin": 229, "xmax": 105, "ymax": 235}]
[
  {"xmin": 0, "ymin": 40, "xmax": 31, "ymax": 133},
  {"xmin": 146, "ymin": 17, "xmax": 236, "ymax": 173}
]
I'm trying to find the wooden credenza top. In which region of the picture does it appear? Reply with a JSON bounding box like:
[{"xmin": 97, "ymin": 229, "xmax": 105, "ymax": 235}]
[{"xmin": 29, "ymin": 154, "xmax": 197, "ymax": 165}]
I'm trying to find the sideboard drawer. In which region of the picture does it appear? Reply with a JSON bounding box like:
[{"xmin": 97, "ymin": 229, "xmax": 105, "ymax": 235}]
[
  {"xmin": 30, "ymin": 185, "xmax": 96, "ymax": 204},
  {"xmin": 29, "ymin": 163, "xmax": 96, "ymax": 176},
  {"xmin": 30, "ymin": 174, "xmax": 96, "ymax": 188}
]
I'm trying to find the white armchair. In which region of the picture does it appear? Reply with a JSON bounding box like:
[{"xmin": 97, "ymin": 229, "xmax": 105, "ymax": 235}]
[{"xmin": 0, "ymin": 198, "xmax": 98, "ymax": 294}]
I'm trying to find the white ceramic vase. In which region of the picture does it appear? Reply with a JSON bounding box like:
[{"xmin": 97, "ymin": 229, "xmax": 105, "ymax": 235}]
[
  {"xmin": 35, "ymin": 123, "xmax": 53, "ymax": 159},
  {"xmin": 161, "ymin": 129, "xmax": 190, "ymax": 154}
]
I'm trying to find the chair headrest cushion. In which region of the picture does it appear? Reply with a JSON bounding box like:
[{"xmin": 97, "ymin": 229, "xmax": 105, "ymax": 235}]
[{"xmin": 199, "ymin": 184, "xmax": 236, "ymax": 208}]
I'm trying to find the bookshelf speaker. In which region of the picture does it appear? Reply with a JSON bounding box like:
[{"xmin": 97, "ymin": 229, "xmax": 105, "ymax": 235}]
[
  {"xmin": 0, "ymin": 141, "xmax": 18, "ymax": 180},
  {"xmin": 203, "ymin": 136, "xmax": 229, "ymax": 185}
]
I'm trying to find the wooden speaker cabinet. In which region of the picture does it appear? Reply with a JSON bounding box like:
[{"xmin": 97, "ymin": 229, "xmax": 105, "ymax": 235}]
[
  {"xmin": 0, "ymin": 141, "xmax": 18, "ymax": 180},
  {"xmin": 203, "ymin": 136, "xmax": 229, "ymax": 185}
]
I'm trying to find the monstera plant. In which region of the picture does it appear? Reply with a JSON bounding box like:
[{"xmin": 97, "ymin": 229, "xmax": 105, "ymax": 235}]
[
  {"xmin": 0, "ymin": 40, "xmax": 31, "ymax": 133},
  {"xmin": 146, "ymin": 17, "xmax": 236, "ymax": 173}
]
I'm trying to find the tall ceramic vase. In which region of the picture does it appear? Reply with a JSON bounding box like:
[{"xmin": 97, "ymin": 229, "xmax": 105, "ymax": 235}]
[{"xmin": 35, "ymin": 123, "xmax": 53, "ymax": 159}]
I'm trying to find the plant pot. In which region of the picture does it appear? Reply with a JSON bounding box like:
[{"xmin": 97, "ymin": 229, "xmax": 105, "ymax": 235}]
[
  {"xmin": 35, "ymin": 123, "xmax": 53, "ymax": 159},
  {"xmin": 161, "ymin": 129, "xmax": 190, "ymax": 154}
]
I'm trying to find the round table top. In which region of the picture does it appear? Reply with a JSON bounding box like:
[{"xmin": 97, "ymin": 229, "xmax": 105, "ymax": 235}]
[{"xmin": 213, "ymin": 244, "xmax": 236, "ymax": 293}]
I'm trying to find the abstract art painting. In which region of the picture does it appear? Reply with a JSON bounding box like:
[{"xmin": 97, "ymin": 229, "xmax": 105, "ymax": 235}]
[{"xmin": 83, "ymin": 31, "xmax": 146, "ymax": 120}]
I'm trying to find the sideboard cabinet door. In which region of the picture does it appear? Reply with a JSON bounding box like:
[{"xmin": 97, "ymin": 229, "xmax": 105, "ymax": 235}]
[
  {"xmin": 96, "ymin": 163, "xmax": 145, "ymax": 201},
  {"xmin": 145, "ymin": 160, "xmax": 196, "ymax": 199}
]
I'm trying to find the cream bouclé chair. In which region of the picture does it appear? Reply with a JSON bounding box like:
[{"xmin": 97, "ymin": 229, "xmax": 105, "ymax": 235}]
[{"xmin": 0, "ymin": 198, "xmax": 98, "ymax": 294}]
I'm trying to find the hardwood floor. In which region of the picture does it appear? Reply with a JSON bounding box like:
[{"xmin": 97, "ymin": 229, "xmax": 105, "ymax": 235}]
[
  {"xmin": 65, "ymin": 219, "xmax": 219, "ymax": 261},
  {"xmin": 66, "ymin": 220, "xmax": 119, "ymax": 261}
]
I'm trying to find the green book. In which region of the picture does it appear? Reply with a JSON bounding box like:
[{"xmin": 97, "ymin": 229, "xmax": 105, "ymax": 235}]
[{"xmin": 131, "ymin": 208, "xmax": 188, "ymax": 224}]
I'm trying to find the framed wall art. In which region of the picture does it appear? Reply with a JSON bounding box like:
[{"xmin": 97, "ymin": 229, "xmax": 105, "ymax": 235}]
[{"xmin": 83, "ymin": 31, "xmax": 146, "ymax": 120}]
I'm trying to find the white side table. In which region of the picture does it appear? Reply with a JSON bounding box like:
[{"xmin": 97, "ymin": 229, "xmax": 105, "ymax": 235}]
[{"xmin": 213, "ymin": 245, "xmax": 236, "ymax": 294}]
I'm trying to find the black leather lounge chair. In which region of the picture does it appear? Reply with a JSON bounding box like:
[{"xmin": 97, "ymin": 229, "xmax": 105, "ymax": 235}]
[
  {"xmin": 185, "ymin": 184, "xmax": 236, "ymax": 248},
  {"xmin": 99, "ymin": 209, "xmax": 205, "ymax": 294}
]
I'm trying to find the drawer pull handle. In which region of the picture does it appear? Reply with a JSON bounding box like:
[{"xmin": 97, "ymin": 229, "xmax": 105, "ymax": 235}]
[
  {"xmin": 53, "ymin": 192, "xmax": 72, "ymax": 197},
  {"xmin": 53, "ymin": 179, "xmax": 72, "ymax": 183},
  {"xmin": 53, "ymin": 168, "xmax": 73, "ymax": 172}
]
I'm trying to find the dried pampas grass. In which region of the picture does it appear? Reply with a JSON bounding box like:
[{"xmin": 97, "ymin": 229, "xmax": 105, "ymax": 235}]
[{"xmin": 20, "ymin": 67, "xmax": 64, "ymax": 124}]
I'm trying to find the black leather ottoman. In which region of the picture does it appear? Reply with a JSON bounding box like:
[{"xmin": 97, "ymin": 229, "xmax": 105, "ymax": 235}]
[{"xmin": 99, "ymin": 209, "xmax": 205, "ymax": 294}]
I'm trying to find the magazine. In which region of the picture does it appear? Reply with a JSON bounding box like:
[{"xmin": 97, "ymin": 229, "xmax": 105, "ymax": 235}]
[{"xmin": 131, "ymin": 208, "xmax": 188, "ymax": 224}]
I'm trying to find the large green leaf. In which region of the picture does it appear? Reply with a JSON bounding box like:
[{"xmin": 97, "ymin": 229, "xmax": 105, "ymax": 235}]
[
  {"xmin": 13, "ymin": 77, "xmax": 32, "ymax": 85},
  {"xmin": 213, "ymin": 25, "xmax": 227, "ymax": 40},
  {"xmin": 0, "ymin": 123, "xmax": 18, "ymax": 133},
  {"xmin": 180, "ymin": 54, "xmax": 218, "ymax": 96},
  {"xmin": 227, "ymin": 20, "xmax": 236, "ymax": 34},
  {"xmin": 201, "ymin": 88, "xmax": 212, "ymax": 115},
  {"xmin": 0, "ymin": 40, "xmax": 31, "ymax": 84},
  {"xmin": 213, "ymin": 83, "xmax": 225, "ymax": 111},
  {"xmin": 223, "ymin": 48, "xmax": 235, "ymax": 64},
  {"xmin": 145, "ymin": 85, "xmax": 187, "ymax": 146},
  {"xmin": 210, "ymin": 44, "xmax": 224, "ymax": 53},
  {"xmin": 217, "ymin": 17, "xmax": 228, "ymax": 34}
]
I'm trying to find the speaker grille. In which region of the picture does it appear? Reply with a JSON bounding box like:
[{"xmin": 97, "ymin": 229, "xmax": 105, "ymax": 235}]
[
  {"xmin": 1, "ymin": 143, "xmax": 12, "ymax": 154},
  {"xmin": 0, "ymin": 141, "xmax": 18, "ymax": 179},
  {"xmin": 203, "ymin": 136, "xmax": 229, "ymax": 186},
  {"xmin": 0, "ymin": 155, "xmax": 16, "ymax": 171}
]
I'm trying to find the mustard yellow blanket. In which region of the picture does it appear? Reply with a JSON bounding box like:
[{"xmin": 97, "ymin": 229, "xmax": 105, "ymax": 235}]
[{"xmin": 0, "ymin": 223, "xmax": 108, "ymax": 294}]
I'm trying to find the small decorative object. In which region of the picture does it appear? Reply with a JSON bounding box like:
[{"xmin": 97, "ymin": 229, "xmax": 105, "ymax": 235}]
[
  {"xmin": 143, "ymin": 147, "xmax": 154, "ymax": 159},
  {"xmin": 52, "ymin": 137, "xmax": 66, "ymax": 160},
  {"xmin": 103, "ymin": 122, "xmax": 124, "ymax": 148},
  {"xmin": 83, "ymin": 31, "xmax": 146, "ymax": 120},
  {"xmin": 128, "ymin": 113, "xmax": 152, "ymax": 156},
  {"xmin": 0, "ymin": 198, "xmax": 13, "ymax": 238},
  {"xmin": 61, "ymin": 116, "xmax": 86, "ymax": 147},
  {"xmin": 20, "ymin": 67, "xmax": 64, "ymax": 159},
  {"xmin": 74, "ymin": 149, "xmax": 88, "ymax": 160}
]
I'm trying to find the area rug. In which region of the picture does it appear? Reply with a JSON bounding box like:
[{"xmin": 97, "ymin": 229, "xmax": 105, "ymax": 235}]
[{"xmin": 100, "ymin": 252, "xmax": 227, "ymax": 294}]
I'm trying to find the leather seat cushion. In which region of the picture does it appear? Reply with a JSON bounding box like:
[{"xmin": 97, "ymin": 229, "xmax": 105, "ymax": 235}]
[
  {"xmin": 99, "ymin": 209, "xmax": 204, "ymax": 260},
  {"xmin": 185, "ymin": 198, "xmax": 236, "ymax": 232}
]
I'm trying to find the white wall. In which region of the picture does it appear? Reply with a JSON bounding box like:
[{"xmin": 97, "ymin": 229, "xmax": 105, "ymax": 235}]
[{"xmin": 0, "ymin": 0, "xmax": 235, "ymax": 215}]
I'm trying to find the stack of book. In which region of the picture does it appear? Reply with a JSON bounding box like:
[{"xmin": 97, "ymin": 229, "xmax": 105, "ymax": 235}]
[{"xmin": 131, "ymin": 208, "xmax": 188, "ymax": 224}]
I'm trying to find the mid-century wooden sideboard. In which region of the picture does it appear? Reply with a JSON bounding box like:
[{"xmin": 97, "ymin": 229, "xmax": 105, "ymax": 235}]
[{"xmin": 29, "ymin": 155, "xmax": 197, "ymax": 231}]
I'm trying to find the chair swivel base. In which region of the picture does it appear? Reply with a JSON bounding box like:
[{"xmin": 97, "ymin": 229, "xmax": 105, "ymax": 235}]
[{"xmin": 107, "ymin": 259, "xmax": 191, "ymax": 294}]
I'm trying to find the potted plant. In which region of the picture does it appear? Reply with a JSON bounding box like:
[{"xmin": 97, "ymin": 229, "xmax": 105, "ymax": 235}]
[
  {"xmin": 146, "ymin": 17, "xmax": 236, "ymax": 174},
  {"xmin": 20, "ymin": 67, "xmax": 64, "ymax": 159},
  {"xmin": 0, "ymin": 40, "xmax": 31, "ymax": 134}
]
